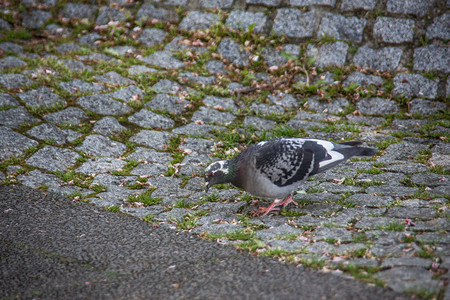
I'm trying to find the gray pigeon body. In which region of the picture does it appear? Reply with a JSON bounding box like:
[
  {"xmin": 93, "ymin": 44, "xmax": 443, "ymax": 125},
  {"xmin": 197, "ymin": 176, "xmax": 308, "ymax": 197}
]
[{"xmin": 205, "ymin": 138, "xmax": 377, "ymax": 215}]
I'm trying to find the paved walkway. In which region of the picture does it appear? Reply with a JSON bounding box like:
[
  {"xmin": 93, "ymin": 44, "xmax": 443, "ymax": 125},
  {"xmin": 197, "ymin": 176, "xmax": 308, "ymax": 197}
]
[
  {"xmin": 0, "ymin": 0, "xmax": 448, "ymax": 299},
  {"xmin": 1, "ymin": 184, "xmax": 410, "ymax": 299}
]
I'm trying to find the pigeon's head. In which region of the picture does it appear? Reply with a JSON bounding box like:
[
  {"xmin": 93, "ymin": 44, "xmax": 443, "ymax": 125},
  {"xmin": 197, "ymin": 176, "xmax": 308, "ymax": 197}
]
[{"xmin": 204, "ymin": 160, "xmax": 231, "ymax": 192}]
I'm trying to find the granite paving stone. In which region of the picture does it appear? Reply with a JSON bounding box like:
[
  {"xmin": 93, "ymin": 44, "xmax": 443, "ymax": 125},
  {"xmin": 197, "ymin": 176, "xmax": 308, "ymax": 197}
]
[
  {"xmin": 61, "ymin": 2, "xmax": 98, "ymax": 20},
  {"xmin": 127, "ymin": 65, "xmax": 158, "ymax": 75},
  {"xmin": 27, "ymin": 123, "xmax": 82, "ymax": 145},
  {"xmin": 137, "ymin": 28, "xmax": 168, "ymax": 47},
  {"xmin": 305, "ymin": 97, "xmax": 349, "ymax": 114},
  {"xmin": 178, "ymin": 137, "xmax": 214, "ymax": 154},
  {"xmin": 92, "ymin": 117, "xmax": 126, "ymax": 136},
  {"xmin": 164, "ymin": 36, "xmax": 207, "ymax": 54},
  {"xmin": 366, "ymin": 186, "xmax": 419, "ymax": 198},
  {"xmin": 192, "ymin": 223, "xmax": 245, "ymax": 235},
  {"xmin": 272, "ymin": 8, "xmax": 316, "ymax": 38},
  {"xmin": 172, "ymin": 123, "xmax": 226, "ymax": 136},
  {"xmin": 178, "ymin": 72, "xmax": 216, "ymax": 85},
  {"xmin": 306, "ymin": 42, "xmax": 348, "ymax": 68},
  {"xmin": 408, "ymin": 99, "xmax": 446, "ymax": 115},
  {"xmin": 341, "ymin": 0, "xmax": 377, "ymax": 11},
  {"xmin": 128, "ymin": 109, "xmax": 174, "ymax": 129},
  {"xmin": 373, "ymin": 17, "xmax": 415, "ymax": 44},
  {"xmin": 218, "ymin": 38, "xmax": 250, "ymax": 66},
  {"xmin": 146, "ymin": 94, "xmax": 188, "ymax": 114},
  {"xmin": 77, "ymin": 94, "xmax": 131, "ymax": 115},
  {"xmin": 77, "ymin": 33, "xmax": 102, "ymax": 47},
  {"xmin": 356, "ymin": 97, "xmax": 399, "ymax": 116},
  {"xmin": 59, "ymin": 59, "xmax": 93, "ymax": 72},
  {"xmin": 346, "ymin": 194, "xmax": 394, "ymax": 207},
  {"xmin": 18, "ymin": 86, "xmax": 66, "ymax": 108},
  {"xmin": 179, "ymin": 11, "xmax": 219, "ymax": 31},
  {"xmin": 126, "ymin": 147, "xmax": 172, "ymax": 165},
  {"xmin": 0, "ymin": 42, "xmax": 24, "ymax": 54},
  {"xmin": 0, "ymin": 93, "xmax": 20, "ymax": 107},
  {"xmin": 267, "ymin": 92, "xmax": 298, "ymax": 108},
  {"xmin": 261, "ymin": 47, "xmax": 284, "ymax": 68},
  {"xmin": 136, "ymin": 3, "xmax": 179, "ymax": 23},
  {"xmin": 76, "ymin": 157, "xmax": 127, "ymax": 175},
  {"xmin": 0, "ymin": 56, "xmax": 27, "ymax": 69},
  {"xmin": 317, "ymin": 13, "xmax": 366, "ymax": 43},
  {"xmin": 199, "ymin": 0, "xmax": 233, "ymax": 9},
  {"xmin": 375, "ymin": 267, "xmax": 443, "ymax": 294},
  {"xmin": 385, "ymin": 207, "xmax": 436, "ymax": 219},
  {"xmin": 22, "ymin": 10, "xmax": 52, "ymax": 29},
  {"xmin": 377, "ymin": 141, "xmax": 430, "ymax": 163},
  {"xmin": 95, "ymin": 6, "xmax": 126, "ymax": 25},
  {"xmin": 0, "ymin": 18, "xmax": 12, "ymax": 31},
  {"xmin": 416, "ymin": 232, "xmax": 450, "ymax": 244},
  {"xmin": 249, "ymin": 102, "xmax": 284, "ymax": 115},
  {"xmin": 43, "ymin": 107, "xmax": 88, "ymax": 125},
  {"xmin": 108, "ymin": 85, "xmax": 144, "ymax": 102},
  {"xmin": 353, "ymin": 46, "xmax": 403, "ymax": 72},
  {"xmin": 55, "ymin": 43, "xmax": 81, "ymax": 54},
  {"xmin": 0, "ymin": 74, "xmax": 34, "ymax": 89},
  {"xmin": 381, "ymin": 257, "xmax": 432, "ymax": 269},
  {"xmin": 205, "ymin": 60, "xmax": 226, "ymax": 74},
  {"xmin": 129, "ymin": 130, "xmax": 175, "ymax": 150},
  {"xmin": 152, "ymin": 79, "xmax": 184, "ymax": 94},
  {"xmin": 17, "ymin": 169, "xmax": 64, "ymax": 189},
  {"xmin": 78, "ymin": 53, "xmax": 117, "ymax": 62},
  {"xmin": 414, "ymin": 45, "xmax": 450, "ymax": 73},
  {"xmin": 255, "ymin": 224, "xmax": 303, "ymax": 240},
  {"xmin": 26, "ymin": 145, "xmax": 81, "ymax": 172},
  {"xmin": 0, "ymin": 107, "xmax": 40, "ymax": 129},
  {"xmin": 290, "ymin": 0, "xmax": 335, "ymax": 6},
  {"xmin": 130, "ymin": 163, "xmax": 167, "ymax": 177},
  {"xmin": 140, "ymin": 50, "xmax": 185, "ymax": 69},
  {"xmin": 393, "ymin": 73, "xmax": 438, "ymax": 99},
  {"xmin": 0, "ymin": 126, "xmax": 39, "ymax": 161},
  {"xmin": 225, "ymin": 10, "xmax": 267, "ymax": 33},
  {"xmin": 426, "ymin": 13, "xmax": 450, "ymax": 40},
  {"xmin": 179, "ymin": 153, "xmax": 210, "ymax": 176},
  {"xmin": 76, "ymin": 134, "xmax": 127, "ymax": 158},
  {"xmin": 386, "ymin": 0, "xmax": 435, "ymax": 17},
  {"xmin": 94, "ymin": 71, "xmax": 135, "ymax": 86},
  {"xmin": 312, "ymin": 227, "xmax": 355, "ymax": 243},
  {"xmin": 45, "ymin": 24, "xmax": 71, "ymax": 36},
  {"xmin": 246, "ymin": 0, "xmax": 282, "ymax": 5},
  {"xmin": 243, "ymin": 116, "xmax": 276, "ymax": 131},
  {"xmin": 58, "ymin": 79, "xmax": 107, "ymax": 94},
  {"xmin": 354, "ymin": 216, "xmax": 402, "ymax": 230},
  {"xmin": 203, "ymin": 95, "xmax": 238, "ymax": 111},
  {"xmin": 191, "ymin": 106, "xmax": 236, "ymax": 125}
]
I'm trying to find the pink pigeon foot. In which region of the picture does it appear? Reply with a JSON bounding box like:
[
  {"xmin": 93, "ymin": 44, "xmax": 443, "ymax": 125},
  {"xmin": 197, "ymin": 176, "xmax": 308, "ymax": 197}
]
[{"xmin": 252, "ymin": 194, "xmax": 298, "ymax": 216}]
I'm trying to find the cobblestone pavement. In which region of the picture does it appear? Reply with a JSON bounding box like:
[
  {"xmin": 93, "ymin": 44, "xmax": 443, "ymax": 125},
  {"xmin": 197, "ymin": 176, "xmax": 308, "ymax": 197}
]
[{"xmin": 0, "ymin": 0, "xmax": 448, "ymax": 298}]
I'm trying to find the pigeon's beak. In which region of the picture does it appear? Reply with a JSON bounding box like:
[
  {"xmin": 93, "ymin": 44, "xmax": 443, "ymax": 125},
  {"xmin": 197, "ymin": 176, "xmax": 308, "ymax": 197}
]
[{"xmin": 204, "ymin": 182, "xmax": 210, "ymax": 193}]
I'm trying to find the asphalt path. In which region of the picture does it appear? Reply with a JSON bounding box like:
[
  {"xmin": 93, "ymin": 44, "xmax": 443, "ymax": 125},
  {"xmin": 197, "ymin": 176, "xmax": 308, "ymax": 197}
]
[{"xmin": 0, "ymin": 184, "xmax": 410, "ymax": 299}]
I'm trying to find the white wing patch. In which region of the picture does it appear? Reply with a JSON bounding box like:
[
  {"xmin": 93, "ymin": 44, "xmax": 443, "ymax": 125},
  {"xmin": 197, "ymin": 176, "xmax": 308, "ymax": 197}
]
[{"xmin": 311, "ymin": 139, "xmax": 344, "ymax": 168}]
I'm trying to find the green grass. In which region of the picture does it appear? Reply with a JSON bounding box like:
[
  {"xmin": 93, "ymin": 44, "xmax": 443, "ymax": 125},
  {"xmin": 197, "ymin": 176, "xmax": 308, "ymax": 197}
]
[
  {"xmin": 174, "ymin": 213, "xmax": 199, "ymax": 230},
  {"xmin": 378, "ymin": 222, "xmax": 406, "ymax": 232},
  {"xmin": 127, "ymin": 190, "xmax": 162, "ymax": 206}
]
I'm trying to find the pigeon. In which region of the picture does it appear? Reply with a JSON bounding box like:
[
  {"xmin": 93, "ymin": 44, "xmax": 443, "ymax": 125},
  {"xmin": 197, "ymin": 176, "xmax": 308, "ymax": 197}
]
[{"xmin": 204, "ymin": 138, "xmax": 377, "ymax": 216}]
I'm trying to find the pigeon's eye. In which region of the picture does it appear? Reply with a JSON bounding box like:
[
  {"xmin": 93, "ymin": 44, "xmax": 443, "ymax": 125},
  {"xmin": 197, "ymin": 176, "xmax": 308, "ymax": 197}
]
[{"xmin": 208, "ymin": 173, "xmax": 213, "ymax": 177}]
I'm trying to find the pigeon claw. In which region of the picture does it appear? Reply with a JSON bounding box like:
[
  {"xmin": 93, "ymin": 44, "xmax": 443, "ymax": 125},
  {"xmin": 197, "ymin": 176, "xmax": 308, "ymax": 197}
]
[{"xmin": 252, "ymin": 195, "xmax": 298, "ymax": 217}]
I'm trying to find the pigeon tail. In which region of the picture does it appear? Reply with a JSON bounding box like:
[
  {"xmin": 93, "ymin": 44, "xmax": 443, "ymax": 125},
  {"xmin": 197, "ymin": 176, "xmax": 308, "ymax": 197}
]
[{"xmin": 334, "ymin": 143, "xmax": 377, "ymax": 160}]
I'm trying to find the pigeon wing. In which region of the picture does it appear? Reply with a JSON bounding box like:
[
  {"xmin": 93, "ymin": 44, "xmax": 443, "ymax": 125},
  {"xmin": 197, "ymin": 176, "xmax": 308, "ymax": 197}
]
[{"xmin": 253, "ymin": 139, "xmax": 318, "ymax": 187}]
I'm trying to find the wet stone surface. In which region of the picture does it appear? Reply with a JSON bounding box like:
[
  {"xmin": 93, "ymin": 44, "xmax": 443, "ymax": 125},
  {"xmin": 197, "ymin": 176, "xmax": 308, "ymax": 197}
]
[{"xmin": 0, "ymin": 1, "xmax": 448, "ymax": 299}]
